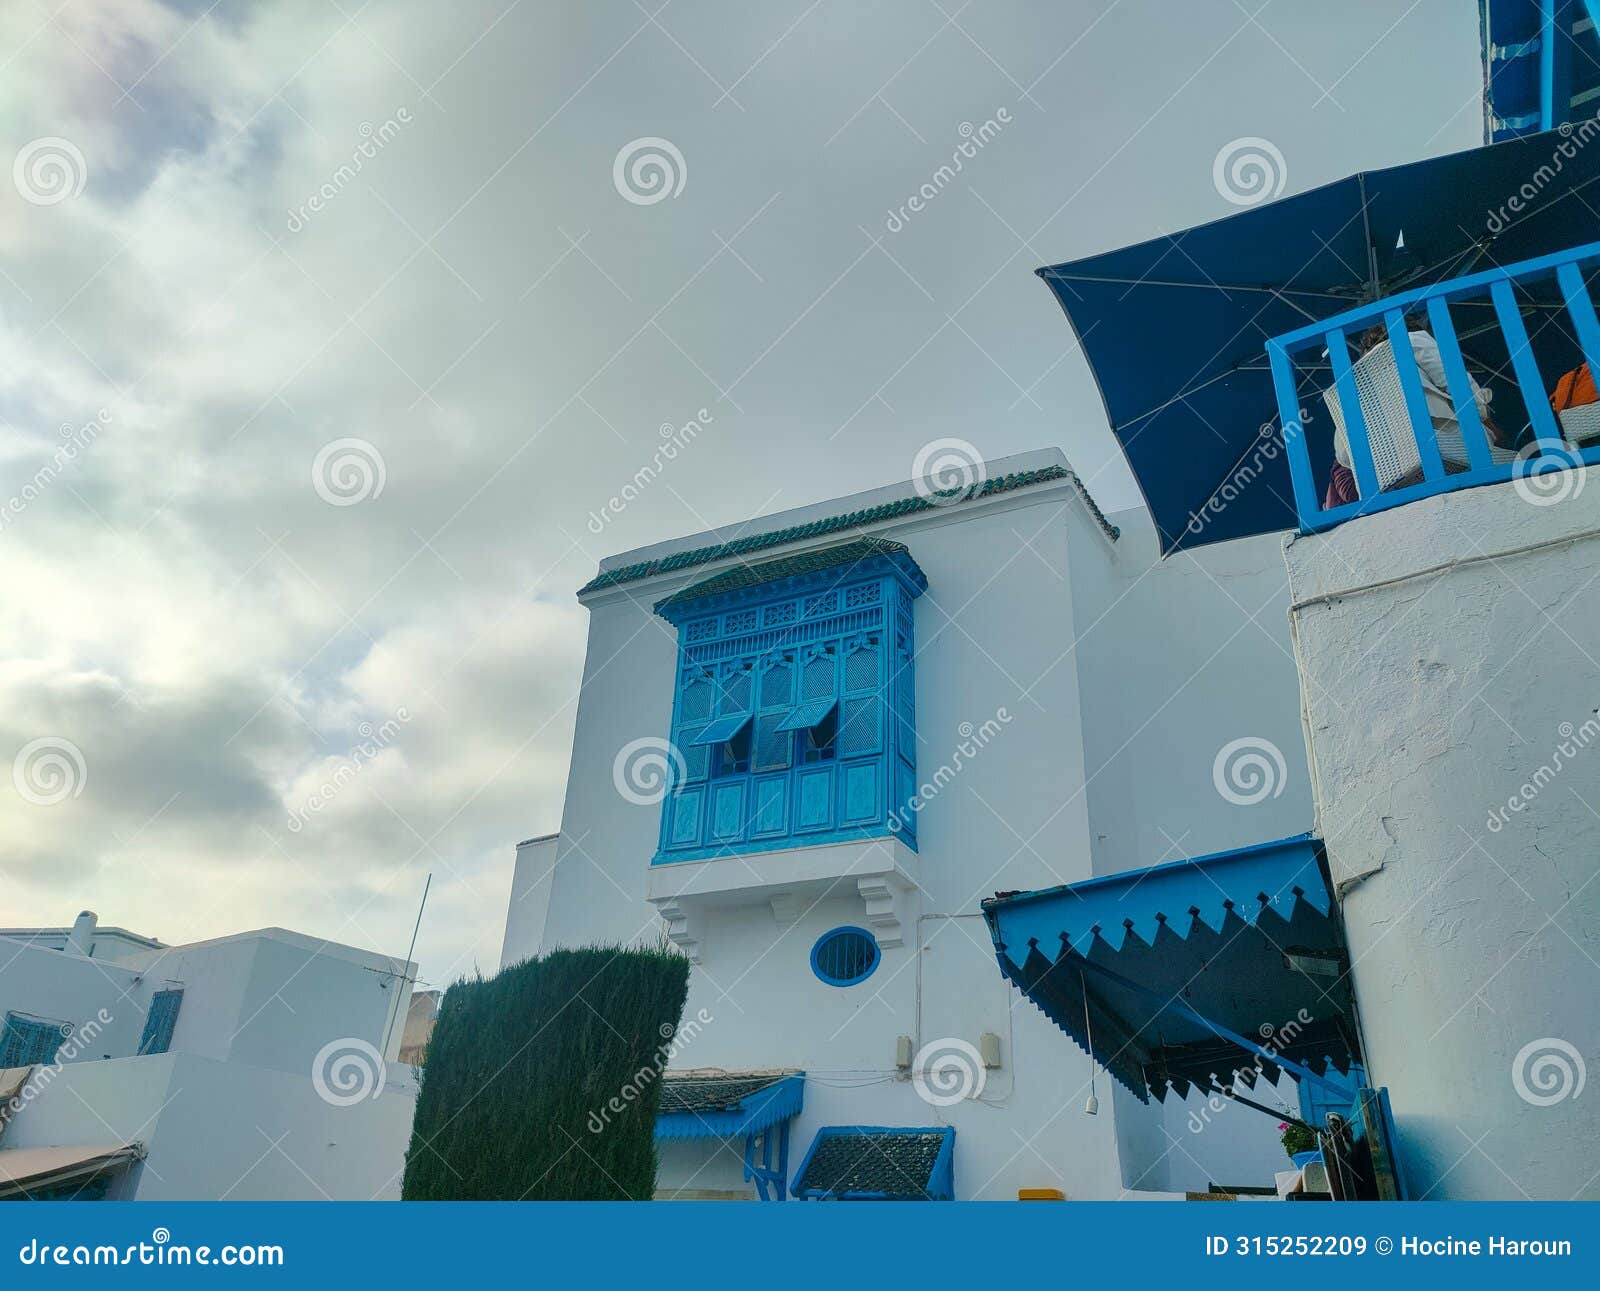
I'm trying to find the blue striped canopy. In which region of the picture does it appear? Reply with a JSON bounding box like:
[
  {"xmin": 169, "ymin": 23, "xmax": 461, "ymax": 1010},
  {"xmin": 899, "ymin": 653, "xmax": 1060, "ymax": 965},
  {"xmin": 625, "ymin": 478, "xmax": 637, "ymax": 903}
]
[
  {"xmin": 982, "ymin": 836, "xmax": 1359, "ymax": 1102},
  {"xmin": 1038, "ymin": 130, "xmax": 1600, "ymax": 554},
  {"xmin": 1481, "ymin": 0, "xmax": 1600, "ymax": 141}
]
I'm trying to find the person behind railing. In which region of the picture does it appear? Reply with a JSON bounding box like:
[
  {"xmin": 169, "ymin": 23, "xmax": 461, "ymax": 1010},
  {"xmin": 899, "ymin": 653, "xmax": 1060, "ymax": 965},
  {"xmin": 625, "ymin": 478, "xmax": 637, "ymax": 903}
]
[{"xmin": 1328, "ymin": 324, "xmax": 1506, "ymax": 505}]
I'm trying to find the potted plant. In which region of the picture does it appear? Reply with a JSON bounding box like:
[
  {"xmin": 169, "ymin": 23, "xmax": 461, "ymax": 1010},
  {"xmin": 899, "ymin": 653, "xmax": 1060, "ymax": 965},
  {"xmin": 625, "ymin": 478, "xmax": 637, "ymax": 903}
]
[{"xmin": 1278, "ymin": 1121, "xmax": 1320, "ymax": 1168}]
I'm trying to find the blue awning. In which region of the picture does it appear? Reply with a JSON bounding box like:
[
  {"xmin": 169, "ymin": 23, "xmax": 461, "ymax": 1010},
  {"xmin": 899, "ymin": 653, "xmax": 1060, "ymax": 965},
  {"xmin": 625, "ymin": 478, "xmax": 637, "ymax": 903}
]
[
  {"xmin": 1480, "ymin": 1, "xmax": 1600, "ymax": 142},
  {"xmin": 1037, "ymin": 130, "xmax": 1600, "ymax": 555},
  {"xmin": 654, "ymin": 1072, "xmax": 804, "ymax": 1142},
  {"xmin": 775, "ymin": 699, "xmax": 836, "ymax": 732},
  {"xmin": 689, "ymin": 713, "xmax": 751, "ymax": 746},
  {"xmin": 982, "ymin": 836, "xmax": 1361, "ymax": 1103}
]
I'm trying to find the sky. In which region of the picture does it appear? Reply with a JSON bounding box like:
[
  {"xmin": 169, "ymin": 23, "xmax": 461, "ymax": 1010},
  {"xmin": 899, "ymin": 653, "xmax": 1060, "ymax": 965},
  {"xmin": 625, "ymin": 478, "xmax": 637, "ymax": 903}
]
[{"xmin": 0, "ymin": 0, "xmax": 1485, "ymax": 991}]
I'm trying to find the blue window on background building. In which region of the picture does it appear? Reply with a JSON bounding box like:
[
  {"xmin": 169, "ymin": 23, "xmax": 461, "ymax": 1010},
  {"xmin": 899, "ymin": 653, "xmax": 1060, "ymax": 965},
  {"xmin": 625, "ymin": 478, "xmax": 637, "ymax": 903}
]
[
  {"xmin": 0, "ymin": 1011, "xmax": 69, "ymax": 1067},
  {"xmin": 137, "ymin": 989, "xmax": 184, "ymax": 1056},
  {"xmin": 652, "ymin": 538, "xmax": 926, "ymax": 864}
]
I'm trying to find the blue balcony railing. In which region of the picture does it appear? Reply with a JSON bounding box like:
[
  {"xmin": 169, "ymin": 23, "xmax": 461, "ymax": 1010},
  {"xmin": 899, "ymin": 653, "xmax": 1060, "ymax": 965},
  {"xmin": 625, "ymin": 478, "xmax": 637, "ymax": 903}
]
[{"xmin": 1267, "ymin": 240, "xmax": 1600, "ymax": 534}]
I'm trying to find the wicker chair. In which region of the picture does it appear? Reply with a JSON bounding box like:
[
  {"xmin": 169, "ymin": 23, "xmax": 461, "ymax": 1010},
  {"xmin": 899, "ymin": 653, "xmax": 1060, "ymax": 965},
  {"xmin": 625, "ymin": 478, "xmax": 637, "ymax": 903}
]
[
  {"xmin": 1323, "ymin": 340, "xmax": 1515, "ymax": 494},
  {"xmin": 1559, "ymin": 402, "xmax": 1600, "ymax": 447}
]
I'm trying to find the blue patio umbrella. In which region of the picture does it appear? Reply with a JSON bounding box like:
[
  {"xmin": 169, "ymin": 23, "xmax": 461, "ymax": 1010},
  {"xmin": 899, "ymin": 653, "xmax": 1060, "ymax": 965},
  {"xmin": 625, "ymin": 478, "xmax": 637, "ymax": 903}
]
[{"xmin": 1038, "ymin": 129, "xmax": 1600, "ymax": 554}]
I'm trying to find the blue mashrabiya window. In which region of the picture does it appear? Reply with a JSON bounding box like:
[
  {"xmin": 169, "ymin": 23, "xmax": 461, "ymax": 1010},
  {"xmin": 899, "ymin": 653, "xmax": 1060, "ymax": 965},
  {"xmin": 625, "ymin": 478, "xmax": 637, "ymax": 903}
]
[
  {"xmin": 0, "ymin": 1011, "xmax": 70, "ymax": 1066},
  {"xmin": 652, "ymin": 538, "xmax": 926, "ymax": 863}
]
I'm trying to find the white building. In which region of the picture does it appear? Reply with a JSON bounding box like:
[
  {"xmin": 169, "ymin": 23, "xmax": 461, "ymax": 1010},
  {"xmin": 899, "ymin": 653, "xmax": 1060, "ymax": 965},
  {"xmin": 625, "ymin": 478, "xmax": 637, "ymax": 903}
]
[
  {"xmin": 503, "ymin": 448, "xmax": 1318, "ymax": 1199},
  {"xmin": 1285, "ymin": 480, "xmax": 1600, "ymax": 1200},
  {"xmin": 0, "ymin": 910, "xmax": 418, "ymax": 1200}
]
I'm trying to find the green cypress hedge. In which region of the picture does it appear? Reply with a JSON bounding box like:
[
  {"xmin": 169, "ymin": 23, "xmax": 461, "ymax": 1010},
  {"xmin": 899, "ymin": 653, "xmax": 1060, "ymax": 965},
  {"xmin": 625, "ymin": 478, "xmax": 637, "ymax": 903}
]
[{"xmin": 401, "ymin": 944, "xmax": 690, "ymax": 1200}]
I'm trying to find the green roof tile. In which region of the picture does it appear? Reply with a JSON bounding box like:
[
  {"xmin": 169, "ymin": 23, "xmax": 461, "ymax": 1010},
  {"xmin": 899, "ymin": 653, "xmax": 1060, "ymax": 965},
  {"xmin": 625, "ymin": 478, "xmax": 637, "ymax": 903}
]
[{"xmin": 578, "ymin": 465, "xmax": 1117, "ymax": 598}]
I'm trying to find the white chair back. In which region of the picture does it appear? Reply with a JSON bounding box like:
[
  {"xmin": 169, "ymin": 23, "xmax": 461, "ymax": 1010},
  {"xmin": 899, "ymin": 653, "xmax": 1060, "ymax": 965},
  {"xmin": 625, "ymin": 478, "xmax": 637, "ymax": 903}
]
[
  {"xmin": 1322, "ymin": 341, "xmax": 1419, "ymax": 492},
  {"xmin": 1559, "ymin": 402, "xmax": 1600, "ymax": 447}
]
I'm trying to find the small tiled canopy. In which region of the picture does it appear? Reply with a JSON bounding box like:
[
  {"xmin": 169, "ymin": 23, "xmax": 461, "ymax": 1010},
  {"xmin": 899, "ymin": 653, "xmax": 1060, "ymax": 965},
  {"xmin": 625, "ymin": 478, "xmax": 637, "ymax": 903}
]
[
  {"xmin": 791, "ymin": 1126, "xmax": 955, "ymax": 1200},
  {"xmin": 654, "ymin": 1071, "xmax": 804, "ymax": 1141}
]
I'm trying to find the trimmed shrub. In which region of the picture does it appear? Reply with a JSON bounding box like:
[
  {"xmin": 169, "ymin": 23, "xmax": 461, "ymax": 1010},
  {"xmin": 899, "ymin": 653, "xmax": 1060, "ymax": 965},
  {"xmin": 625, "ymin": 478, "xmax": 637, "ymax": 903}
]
[{"xmin": 401, "ymin": 944, "xmax": 690, "ymax": 1200}]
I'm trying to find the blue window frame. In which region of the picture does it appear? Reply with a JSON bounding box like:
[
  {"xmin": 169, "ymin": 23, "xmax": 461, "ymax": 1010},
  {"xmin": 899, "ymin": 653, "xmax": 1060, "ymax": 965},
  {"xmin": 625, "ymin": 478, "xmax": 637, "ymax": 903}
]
[
  {"xmin": 137, "ymin": 989, "xmax": 184, "ymax": 1056},
  {"xmin": 810, "ymin": 927, "xmax": 880, "ymax": 987},
  {"xmin": 0, "ymin": 1011, "xmax": 69, "ymax": 1067},
  {"xmin": 652, "ymin": 540, "xmax": 927, "ymax": 864}
]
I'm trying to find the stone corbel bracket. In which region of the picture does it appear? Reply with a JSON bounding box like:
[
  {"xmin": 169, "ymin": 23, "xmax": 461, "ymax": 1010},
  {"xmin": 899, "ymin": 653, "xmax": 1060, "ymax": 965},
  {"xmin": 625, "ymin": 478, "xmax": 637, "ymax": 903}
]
[
  {"xmin": 654, "ymin": 896, "xmax": 702, "ymax": 964},
  {"xmin": 856, "ymin": 874, "xmax": 913, "ymax": 948}
]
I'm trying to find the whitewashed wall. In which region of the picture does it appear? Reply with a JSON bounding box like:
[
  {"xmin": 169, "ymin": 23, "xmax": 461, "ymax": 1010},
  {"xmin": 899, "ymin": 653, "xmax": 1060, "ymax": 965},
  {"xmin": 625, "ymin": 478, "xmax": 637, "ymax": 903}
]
[
  {"xmin": 499, "ymin": 834, "xmax": 559, "ymax": 968},
  {"xmin": 0, "ymin": 938, "xmax": 151, "ymax": 1062},
  {"xmin": 2, "ymin": 1052, "xmax": 418, "ymax": 1200},
  {"xmin": 1286, "ymin": 472, "xmax": 1600, "ymax": 1200},
  {"xmin": 0, "ymin": 925, "xmax": 416, "ymax": 1199},
  {"xmin": 530, "ymin": 449, "xmax": 1313, "ymax": 1198}
]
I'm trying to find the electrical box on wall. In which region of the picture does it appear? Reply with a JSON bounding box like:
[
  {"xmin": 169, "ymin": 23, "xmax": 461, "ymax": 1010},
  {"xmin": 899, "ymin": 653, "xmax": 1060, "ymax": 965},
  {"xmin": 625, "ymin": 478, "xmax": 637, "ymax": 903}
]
[{"xmin": 979, "ymin": 1032, "xmax": 1002, "ymax": 1069}]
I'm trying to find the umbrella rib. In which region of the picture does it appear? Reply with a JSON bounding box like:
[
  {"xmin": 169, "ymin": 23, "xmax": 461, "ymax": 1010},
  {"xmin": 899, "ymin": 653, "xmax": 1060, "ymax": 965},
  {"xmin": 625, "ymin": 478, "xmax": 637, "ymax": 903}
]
[
  {"xmin": 1037, "ymin": 271, "xmax": 1348, "ymax": 300},
  {"xmin": 1115, "ymin": 363, "xmax": 1273, "ymax": 434},
  {"xmin": 1358, "ymin": 173, "xmax": 1380, "ymax": 302}
]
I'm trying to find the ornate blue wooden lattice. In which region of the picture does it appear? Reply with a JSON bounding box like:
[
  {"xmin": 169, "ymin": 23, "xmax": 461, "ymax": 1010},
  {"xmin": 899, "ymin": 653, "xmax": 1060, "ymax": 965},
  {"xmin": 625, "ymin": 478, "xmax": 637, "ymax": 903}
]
[
  {"xmin": 137, "ymin": 989, "xmax": 184, "ymax": 1056},
  {"xmin": 0, "ymin": 1011, "xmax": 68, "ymax": 1067},
  {"xmin": 653, "ymin": 540, "xmax": 925, "ymax": 864}
]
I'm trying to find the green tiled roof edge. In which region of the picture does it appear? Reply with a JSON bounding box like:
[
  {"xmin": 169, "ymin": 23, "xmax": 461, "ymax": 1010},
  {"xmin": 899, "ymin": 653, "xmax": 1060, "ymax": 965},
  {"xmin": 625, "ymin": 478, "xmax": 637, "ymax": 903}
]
[{"xmin": 579, "ymin": 464, "xmax": 1118, "ymax": 597}]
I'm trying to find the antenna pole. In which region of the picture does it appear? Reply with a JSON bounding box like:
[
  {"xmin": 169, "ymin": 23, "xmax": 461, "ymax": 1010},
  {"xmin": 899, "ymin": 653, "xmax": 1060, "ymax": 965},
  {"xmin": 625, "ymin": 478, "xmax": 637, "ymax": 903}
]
[{"xmin": 381, "ymin": 872, "xmax": 431, "ymax": 1060}]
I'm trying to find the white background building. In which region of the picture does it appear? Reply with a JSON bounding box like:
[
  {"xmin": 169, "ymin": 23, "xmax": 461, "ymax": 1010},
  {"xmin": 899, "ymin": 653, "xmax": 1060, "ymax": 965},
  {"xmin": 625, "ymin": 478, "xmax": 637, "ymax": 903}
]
[
  {"xmin": 504, "ymin": 449, "xmax": 1314, "ymax": 1199},
  {"xmin": 0, "ymin": 911, "xmax": 417, "ymax": 1200}
]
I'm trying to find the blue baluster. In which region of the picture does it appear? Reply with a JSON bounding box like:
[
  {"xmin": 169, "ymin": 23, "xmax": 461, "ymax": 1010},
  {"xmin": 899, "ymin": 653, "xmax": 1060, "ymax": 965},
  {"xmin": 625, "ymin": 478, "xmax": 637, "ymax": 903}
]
[
  {"xmin": 1385, "ymin": 308, "xmax": 1446, "ymax": 481},
  {"xmin": 1491, "ymin": 279, "xmax": 1564, "ymax": 453},
  {"xmin": 1424, "ymin": 296, "xmax": 1494, "ymax": 471},
  {"xmin": 1266, "ymin": 340, "xmax": 1321, "ymax": 528}
]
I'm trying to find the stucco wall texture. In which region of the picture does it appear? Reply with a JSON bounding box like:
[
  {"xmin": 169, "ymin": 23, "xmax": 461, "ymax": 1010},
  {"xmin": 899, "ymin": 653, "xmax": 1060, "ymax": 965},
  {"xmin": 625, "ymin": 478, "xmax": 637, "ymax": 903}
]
[{"xmin": 1286, "ymin": 471, "xmax": 1600, "ymax": 1200}]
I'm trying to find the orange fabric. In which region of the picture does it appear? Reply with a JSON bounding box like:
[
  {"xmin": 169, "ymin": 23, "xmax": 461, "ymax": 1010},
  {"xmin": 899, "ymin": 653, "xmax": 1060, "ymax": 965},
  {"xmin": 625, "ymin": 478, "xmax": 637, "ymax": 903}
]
[{"xmin": 1552, "ymin": 363, "xmax": 1597, "ymax": 411}]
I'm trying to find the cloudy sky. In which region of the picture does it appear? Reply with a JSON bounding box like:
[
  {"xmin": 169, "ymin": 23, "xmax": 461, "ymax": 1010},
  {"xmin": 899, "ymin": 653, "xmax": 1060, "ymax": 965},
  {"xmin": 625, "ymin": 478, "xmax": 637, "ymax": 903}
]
[{"xmin": 0, "ymin": 1, "xmax": 1481, "ymax": 988}]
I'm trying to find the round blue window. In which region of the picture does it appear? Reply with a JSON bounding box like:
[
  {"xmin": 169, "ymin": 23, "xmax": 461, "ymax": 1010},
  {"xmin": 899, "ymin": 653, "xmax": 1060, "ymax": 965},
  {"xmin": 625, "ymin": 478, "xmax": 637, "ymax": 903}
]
[{"xmin": 810, "ymin": 926, "xmax": 880, "ymax": 987}]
